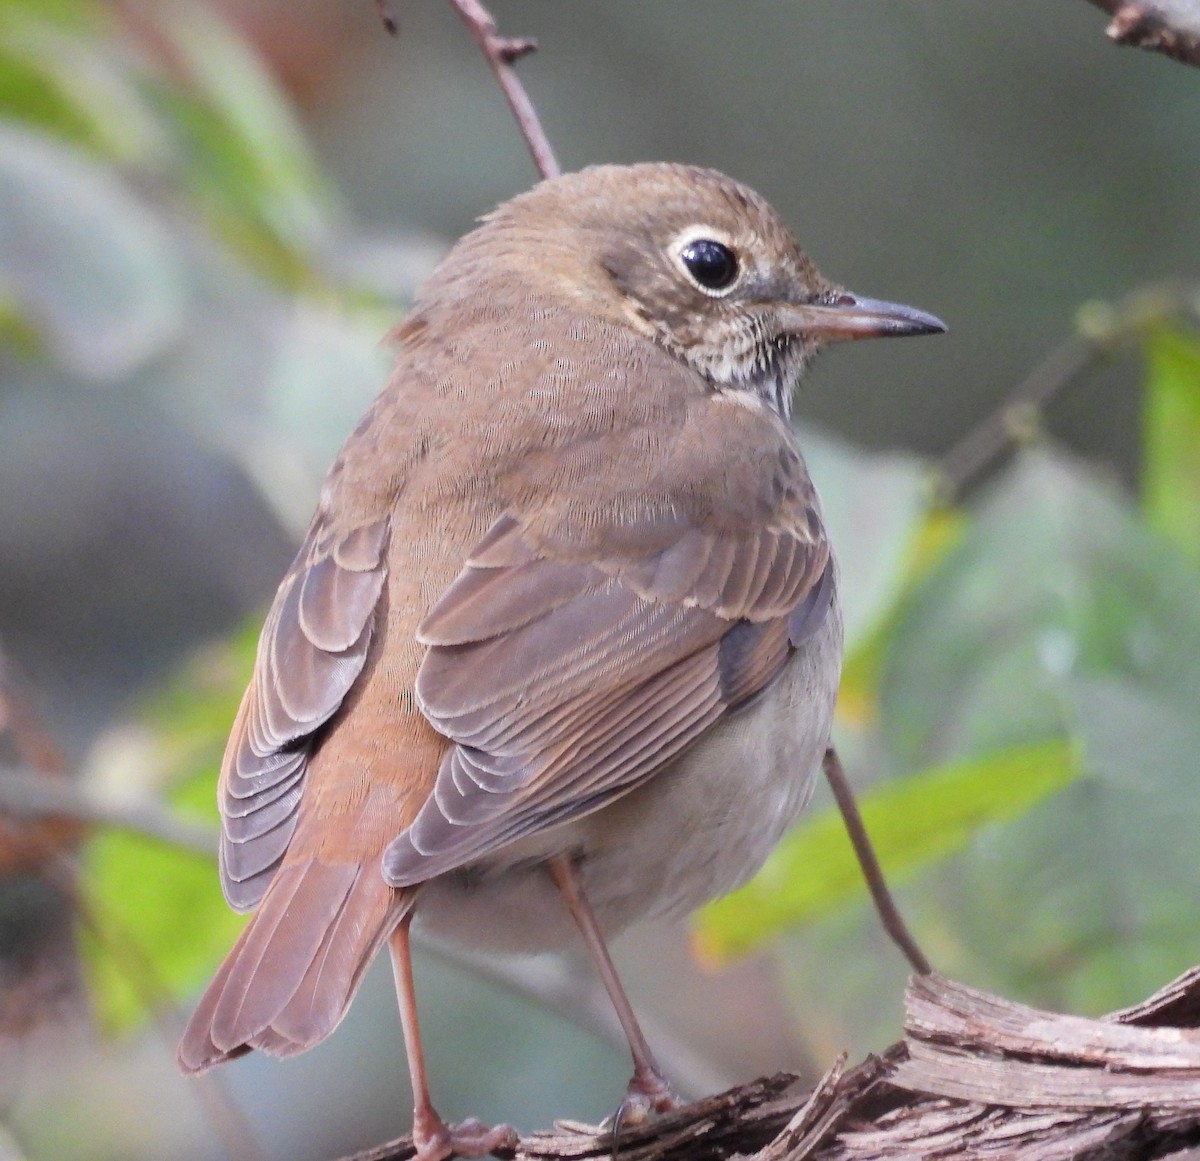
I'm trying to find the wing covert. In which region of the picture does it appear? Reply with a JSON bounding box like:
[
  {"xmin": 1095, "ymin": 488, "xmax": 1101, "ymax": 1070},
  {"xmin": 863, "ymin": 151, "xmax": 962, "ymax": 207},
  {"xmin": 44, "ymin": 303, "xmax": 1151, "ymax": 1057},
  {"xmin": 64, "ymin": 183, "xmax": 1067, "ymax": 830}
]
[{"xmin": 383, "ymin": 499, "xmax": 833, "ymax": 887}]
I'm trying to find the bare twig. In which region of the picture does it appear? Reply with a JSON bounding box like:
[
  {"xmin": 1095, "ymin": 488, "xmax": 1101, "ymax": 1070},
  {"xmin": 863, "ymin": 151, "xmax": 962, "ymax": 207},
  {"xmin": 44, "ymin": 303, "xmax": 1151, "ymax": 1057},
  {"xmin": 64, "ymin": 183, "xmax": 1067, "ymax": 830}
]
[
  {"xmin": 375, "ymin": 0, "xmax": 399, "ymax": 35},
  {"xmin": 444, "ymin": 0, "xmax": 560, "ymax": 179},
  {"xmin": 0, "ymin": 654, "xmax": 82, "ymax": 1047},
  {"xmin": 37, "ymin": 853, "xmax": 269, "ymax": 1161},
  {"xmin": 2, "ymin": 742, "xmax": 728, "ymax": 1098},
  {"xmin": 0, "ymin": 763, "xmax": 216, "ymax": 855},
  {"xmin": 1083, "ymin": 0, "xmax": 1200, "ymax": 67},
  {"xmin": 933, "ymin": 336, "xmax": 1098, "ymax": 503},
  {"xmin": 821, "ymin": 748, "xmax": 932, "ymax": 977},
  {"xmin": 0, "ymin": 659, "xmax": 84, "ymax": 878},
  {"xmin": 0, "ymin": 655, "xmax": 265, "ymax": 1161},
  {"xmin": 934, "ymin": 282, "xmax": 1200, "ymax": 501},
  {"xmin": 0, "ymin": 661, "xmax": 65, "ymax": 776}
]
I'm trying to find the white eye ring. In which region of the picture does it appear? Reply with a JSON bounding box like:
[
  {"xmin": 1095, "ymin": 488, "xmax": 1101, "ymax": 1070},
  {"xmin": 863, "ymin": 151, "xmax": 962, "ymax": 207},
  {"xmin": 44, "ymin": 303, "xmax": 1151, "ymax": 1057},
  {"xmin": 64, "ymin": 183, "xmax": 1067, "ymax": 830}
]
[{"xmin": 671, "ymin": 227, "xmax": 742, "ymax": 297}]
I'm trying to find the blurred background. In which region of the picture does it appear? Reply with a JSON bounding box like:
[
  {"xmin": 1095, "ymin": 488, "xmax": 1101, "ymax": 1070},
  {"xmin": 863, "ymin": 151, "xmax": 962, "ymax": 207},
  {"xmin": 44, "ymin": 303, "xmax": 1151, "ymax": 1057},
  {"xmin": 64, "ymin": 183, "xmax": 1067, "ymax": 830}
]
[{"xmin": 2, "ymin": 2, "xmax": 1199, "ymax": 1158}]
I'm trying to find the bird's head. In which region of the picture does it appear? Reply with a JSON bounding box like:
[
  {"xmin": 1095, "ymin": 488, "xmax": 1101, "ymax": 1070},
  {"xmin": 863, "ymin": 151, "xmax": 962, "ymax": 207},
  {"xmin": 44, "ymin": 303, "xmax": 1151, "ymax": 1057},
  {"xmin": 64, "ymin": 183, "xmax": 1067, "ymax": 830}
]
[{"xmin": 439, "ymin": 163, "xmax": 946, "ymax": 420}]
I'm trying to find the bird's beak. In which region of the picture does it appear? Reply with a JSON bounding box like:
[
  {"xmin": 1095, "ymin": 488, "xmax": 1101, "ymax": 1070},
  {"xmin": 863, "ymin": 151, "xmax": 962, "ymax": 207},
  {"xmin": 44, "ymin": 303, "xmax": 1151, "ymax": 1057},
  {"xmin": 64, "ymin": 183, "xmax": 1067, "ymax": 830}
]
[{"xmin": 777, "ymin": 293, "xmax": 947, "ymax": 343}]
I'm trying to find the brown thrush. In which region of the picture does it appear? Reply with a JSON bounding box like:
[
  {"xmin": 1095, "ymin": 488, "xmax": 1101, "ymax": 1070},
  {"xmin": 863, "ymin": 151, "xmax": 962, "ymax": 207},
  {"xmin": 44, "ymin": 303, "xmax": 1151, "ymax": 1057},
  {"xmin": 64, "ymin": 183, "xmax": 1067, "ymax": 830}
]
[{"xmin": 178, "ymin": 162, "xmax": 944, "ymax": 1161}]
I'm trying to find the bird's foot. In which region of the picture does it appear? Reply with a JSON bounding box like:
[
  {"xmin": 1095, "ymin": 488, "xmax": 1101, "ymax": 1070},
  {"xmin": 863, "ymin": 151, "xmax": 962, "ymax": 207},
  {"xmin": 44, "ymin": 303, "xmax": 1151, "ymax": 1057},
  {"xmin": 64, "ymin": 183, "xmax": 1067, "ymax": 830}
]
[
  {"xmin": 412, "ymin": 1115, "xmax": 519, "ymax": 1161},
  {"xmin": 604, "ymin": 1067, "xmax": 683, "ymax": 1155}
]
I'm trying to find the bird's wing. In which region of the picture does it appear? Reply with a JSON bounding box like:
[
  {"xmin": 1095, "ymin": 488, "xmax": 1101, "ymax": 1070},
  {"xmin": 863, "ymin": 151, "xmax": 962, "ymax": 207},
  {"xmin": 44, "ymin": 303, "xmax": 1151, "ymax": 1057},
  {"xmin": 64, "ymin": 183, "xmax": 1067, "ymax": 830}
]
[
  {"xmin": 383, "ymin": 409, "xmax": 834, "ymax": 885},
  {"xmin": 217, "ymin": 518, "xmax": 389, "ymax": 910}
]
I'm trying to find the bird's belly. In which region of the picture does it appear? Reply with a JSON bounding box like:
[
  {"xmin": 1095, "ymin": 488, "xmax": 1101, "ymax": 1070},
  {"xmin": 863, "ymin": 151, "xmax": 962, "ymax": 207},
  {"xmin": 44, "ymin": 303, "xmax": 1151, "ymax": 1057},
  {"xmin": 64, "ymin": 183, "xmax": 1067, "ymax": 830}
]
[{"xmin": 415, "ymin": 612, "xmax": 840, "ymax": 955}]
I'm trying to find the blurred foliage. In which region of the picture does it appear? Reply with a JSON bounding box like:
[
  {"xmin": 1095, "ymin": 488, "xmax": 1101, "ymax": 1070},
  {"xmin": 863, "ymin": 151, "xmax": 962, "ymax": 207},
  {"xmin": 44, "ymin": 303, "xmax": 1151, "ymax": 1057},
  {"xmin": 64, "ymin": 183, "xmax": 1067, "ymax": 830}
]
[
  {"xmin": 2, "ymin": 0, "xmax": 1199, "ymax": 1074},
  {"xmin": 701, "ymin": 320, "xmax": 1200, "ymax": 1024},
  {"xmin": 696, "ymin": 737, "xmax": 1079, "ymax": 962},
  {"xmin": 0, "ymin": 0, "xmax": 396, "ymax": 1036},
  {"xmin": 0, "ymin": 0, "xmax": 400, "ymax": 530},
  {"xmin": 80, "ymin": 625, "xmax": 259, "ymax": 1030},
  {"xmin": 1143, "ymin": 324, "xmax": 1200, "ymax": 563}
]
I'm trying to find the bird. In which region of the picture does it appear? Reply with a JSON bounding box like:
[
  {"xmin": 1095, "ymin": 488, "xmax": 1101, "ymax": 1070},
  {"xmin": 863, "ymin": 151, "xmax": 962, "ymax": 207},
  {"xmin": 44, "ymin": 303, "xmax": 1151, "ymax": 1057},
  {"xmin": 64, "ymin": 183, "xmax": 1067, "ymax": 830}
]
[{"xmin": 178, "ymin": 162, "xmax": 944, "ymax": 1161}]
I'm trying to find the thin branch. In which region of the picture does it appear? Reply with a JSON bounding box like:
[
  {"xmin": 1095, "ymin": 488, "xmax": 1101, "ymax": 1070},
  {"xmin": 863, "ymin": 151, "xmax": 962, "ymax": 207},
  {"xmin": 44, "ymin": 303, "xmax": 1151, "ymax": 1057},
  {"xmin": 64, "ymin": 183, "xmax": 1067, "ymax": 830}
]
[
  {"xmin": 0, "ymin": 739, "xmax": 736, "ymax": 1095},
  {"xmin": 0, "ymin": 763, "xmax": 216, "ymax": 856},
  {"xmin": 933, "ymin": 336, "xmax": 1098, "ymax": 502},
  {"xmin": 1083, "ymin": 0, "xmax": 1200, "ymax": 67},
  {"xmin": 0, "ymin": 652, "xmax": 266, "ymax": 1161},
  {"xmin": 0, "ymin": 659, "xmax": 66, "ymax": 776},
  {"xmin": 821, "ymin": 748, "xmax": 931, "ymax": 977},
  {"xmin": 375, "ymin": 0, "xmax": 399, "ymax": 35},
  {"xmin": 934, "ymin": 282, "xmax": 1200, "ymax": 501},
  {"xmin": 444, "ymin": 0, "xmax": 561, "ymax": 179},
  {"xmin": 37, "ymin": 852, "xmax": 269, "ymax": 1161},
  {"xmin": 1, "ymin": 752, "xmax": 731, "ymax": 1095}
]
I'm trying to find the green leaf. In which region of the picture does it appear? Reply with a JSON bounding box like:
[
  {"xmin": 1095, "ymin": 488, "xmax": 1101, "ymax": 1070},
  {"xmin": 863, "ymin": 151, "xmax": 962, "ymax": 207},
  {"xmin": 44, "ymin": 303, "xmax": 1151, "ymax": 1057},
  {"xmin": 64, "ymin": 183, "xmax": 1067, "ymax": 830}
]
[
  {"xmin": 695, "ymin": 737, "xmax": 1078, "ymax": 962},
  {"xmin": 147, "ymin": 7, "xmax": 335, "ymax": 286},
  {"xmin": 870, "ymin": 448, "xmax": 1200, "ymax": 1012},
  {"xmin": 798, "ymin": 427, "xmax": 930, "ymax": 648},
  {"xmin": 80, "ymin": 623, "xmax": 258, "ymax": 1031},
  {"xmin": 0, "ymin": 119, "xmax": 184, "ymax": 376},
  {"xmin": 0, "ymin": 282, "xmax": 42, "ymax": 355},
  {"xmin": 0, "ymin": 5, "xmax": 165, "ymax": 161},
  {"xmin": 878, "ymin": 448, "xmax": 1200, "ymax": 770},
  {"xmin": 1142, "ymin": 325, "xmax": 1200, "ymax": 564}
]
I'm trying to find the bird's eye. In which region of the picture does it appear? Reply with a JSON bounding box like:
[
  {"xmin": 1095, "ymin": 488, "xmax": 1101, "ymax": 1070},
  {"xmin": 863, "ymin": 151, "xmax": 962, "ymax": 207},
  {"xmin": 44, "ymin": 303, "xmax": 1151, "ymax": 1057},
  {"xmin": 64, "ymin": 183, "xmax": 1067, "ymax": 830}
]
[{"xmin": 678, "ymin": 239, "xmax": 739, "ymax": 293}]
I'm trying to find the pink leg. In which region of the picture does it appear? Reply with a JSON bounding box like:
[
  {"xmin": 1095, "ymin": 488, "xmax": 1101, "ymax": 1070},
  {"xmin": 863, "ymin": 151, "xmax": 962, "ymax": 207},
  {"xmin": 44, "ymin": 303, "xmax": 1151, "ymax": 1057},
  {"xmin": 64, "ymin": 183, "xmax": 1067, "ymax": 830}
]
[
  {"xmin": 547, "ymin": 854, "xmax": 682, "ymax": 1126},
  {"xmin": 389, "ymin": 914, "xmax": 519, "ymax": 1161}
]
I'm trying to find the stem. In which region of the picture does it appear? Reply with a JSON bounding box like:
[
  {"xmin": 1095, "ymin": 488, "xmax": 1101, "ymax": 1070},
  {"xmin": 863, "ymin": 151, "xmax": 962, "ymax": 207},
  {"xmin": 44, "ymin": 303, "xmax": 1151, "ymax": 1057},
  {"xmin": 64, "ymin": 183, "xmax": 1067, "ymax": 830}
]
[
  {"xmin": 821, "ymin": 746, "xmax": 932, "ymax": 976},
  {"xmin": 0, "ymin": 763, "xmax": 216, "ymax": 856},
  {"xmin": 445, "ymin": 0, "xmax": 561, "ymax": 179},
  {"xmin": 933, "ymin": 336, "xmax": 1097, "ymax": 502}
]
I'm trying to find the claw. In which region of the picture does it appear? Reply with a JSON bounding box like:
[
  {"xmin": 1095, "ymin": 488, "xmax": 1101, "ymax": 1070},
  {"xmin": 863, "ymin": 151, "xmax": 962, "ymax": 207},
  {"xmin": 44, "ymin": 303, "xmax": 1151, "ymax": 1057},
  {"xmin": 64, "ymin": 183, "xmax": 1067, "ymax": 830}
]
[
  {"xmin": 412, "ymin": 1116, "xmax": 518, "ymax": 1161},
  {"xmin": 605, "ymin": 1068, "xmax": 683, "ymax": 1157}
]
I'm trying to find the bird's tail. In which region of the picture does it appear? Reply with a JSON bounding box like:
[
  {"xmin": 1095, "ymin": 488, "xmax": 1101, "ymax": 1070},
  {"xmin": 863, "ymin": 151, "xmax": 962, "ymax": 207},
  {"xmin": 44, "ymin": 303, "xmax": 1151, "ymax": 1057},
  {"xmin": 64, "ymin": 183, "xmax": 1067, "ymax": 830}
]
[{"xmin": 178, "ymin": 858, "xmax": 406, "ymax": 1073}]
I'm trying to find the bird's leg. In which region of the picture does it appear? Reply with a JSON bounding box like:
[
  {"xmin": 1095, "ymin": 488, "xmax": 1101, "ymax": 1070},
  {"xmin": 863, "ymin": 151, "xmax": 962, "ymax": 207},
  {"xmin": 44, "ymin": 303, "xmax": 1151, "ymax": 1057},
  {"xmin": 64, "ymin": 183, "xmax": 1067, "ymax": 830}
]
[
  {"xmin": 388, "ymin": 914, "xmax": 518, "ymax": 1161},
  {"xmin": 546, "ymin": 854, "xmax": 682, "ymax": 1127}
]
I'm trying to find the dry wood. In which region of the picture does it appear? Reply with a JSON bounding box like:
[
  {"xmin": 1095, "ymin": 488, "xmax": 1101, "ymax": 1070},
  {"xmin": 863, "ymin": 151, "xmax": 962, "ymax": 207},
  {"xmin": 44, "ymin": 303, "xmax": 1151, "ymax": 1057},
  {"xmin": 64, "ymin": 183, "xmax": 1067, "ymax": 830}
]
[
  {"xmin": 336, "ymin": 964, "xmax": 1200, "ymax": 1161},
  {"xmin": 1083, "ymin": 0, "xmax": 1200, "ymax": 66}
]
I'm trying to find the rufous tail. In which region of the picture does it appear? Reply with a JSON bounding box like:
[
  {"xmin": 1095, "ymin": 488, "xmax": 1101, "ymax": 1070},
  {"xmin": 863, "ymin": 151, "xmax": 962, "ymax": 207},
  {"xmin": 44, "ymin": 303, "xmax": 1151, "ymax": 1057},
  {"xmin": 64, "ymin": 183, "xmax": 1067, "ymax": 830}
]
[{"xmin": 179, "ymin": 858, "xmax": 406, "ymax": 1072}]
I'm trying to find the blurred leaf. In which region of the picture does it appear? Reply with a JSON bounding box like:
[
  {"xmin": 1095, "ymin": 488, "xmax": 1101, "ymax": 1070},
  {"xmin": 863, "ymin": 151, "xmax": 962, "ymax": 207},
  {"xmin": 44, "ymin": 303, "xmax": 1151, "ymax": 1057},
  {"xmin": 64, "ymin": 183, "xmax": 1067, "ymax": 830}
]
[
  {"xmin": 799, "ymin": 429, "xmax": 929, "ymax": 648},
  {"xmin": 870, "ymin": 447, "xmax": 1200, "ymax": 1012},
  {"xmin": 80, "ymin": 623, "xmax": 258, "ymax": 1031},
  {"xmin": 959, "ymin": 675, "xmax": 1200, "ymax": 1014},
  {"xmin": 80, "ymin": 775, "xmax": 241, "ymax": 1033},
  {"xmin": 134, "ymin": 620, "xmax": 259, "ymax": 793},
  {"xmin": 0, "ymin": 120, "xmax": 185, "ymax": 376},
  {"xmin": 148, "ymin": 7, "xmax": 335, "ymax": 287},
  {"xmin": 1142, "ymin": 324, "xmax": 1200, "ymax": 564},
  {"xmin": 0, "ymin": 284, "xmax": 41, "ymax": 355},
  {"xmin": 839, "ymin": 504, "xmax": 967, "ymax": 729},
  {"xmin": 878, "ymin": 448, "xmax": 1200, "ymax": 769},
  {"xmin": 0, "ymin": 0, "xmax": 88, "ymax": 22},
  {"xmin": 249, "ymin": 301, "xmax": 393, "ymax": 525},
  {"xmin": 0, "ymin": 5, "xmax": 164, "ymax": 161},
  {"xmin": 695, "ymin": 737, "xmax": 1077, "ymax": 962}
]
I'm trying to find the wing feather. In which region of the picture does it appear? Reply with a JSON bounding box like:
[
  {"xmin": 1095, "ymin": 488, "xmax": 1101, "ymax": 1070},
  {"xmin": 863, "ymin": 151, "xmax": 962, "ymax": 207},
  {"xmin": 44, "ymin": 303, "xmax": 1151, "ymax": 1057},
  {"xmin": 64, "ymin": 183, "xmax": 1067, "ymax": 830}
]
[
  {"xmin": 217, "ymin": 518, "xmax": 388, "ymax": 911},
  {"xmin": 383, "ymin": 489, "xmax": 833, "ymax": 888}
]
